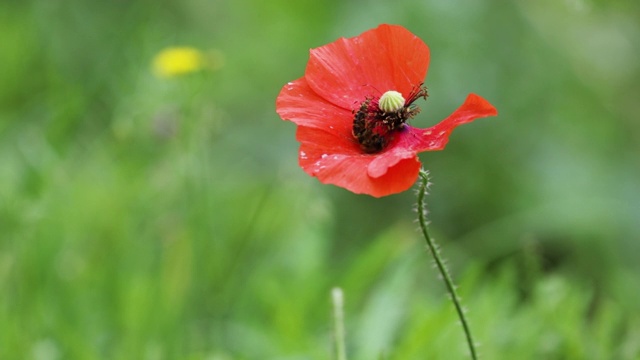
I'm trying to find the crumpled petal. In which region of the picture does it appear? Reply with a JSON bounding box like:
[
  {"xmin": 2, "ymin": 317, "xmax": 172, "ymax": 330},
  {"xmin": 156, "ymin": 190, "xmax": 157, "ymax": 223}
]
[
  {"xmin": 305, "ymin": 24, "xmax": 430, "ymax": 110},
  {"xmin": 399, "ymin": 93, "xmax": 498, "ymax": 152},
  {"xmin": 367, "ymin": 143, "xmax": 416, "ymax": 178},
  {"xmin": 296, "ymin": 126, "xmax": 422, "ymax": 197}
]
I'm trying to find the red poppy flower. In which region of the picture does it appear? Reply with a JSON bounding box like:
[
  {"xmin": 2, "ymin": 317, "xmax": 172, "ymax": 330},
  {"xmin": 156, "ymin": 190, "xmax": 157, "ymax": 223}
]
[{"xmin": 276, "ymin": 24, "xmax": 497, "ymax": 197}]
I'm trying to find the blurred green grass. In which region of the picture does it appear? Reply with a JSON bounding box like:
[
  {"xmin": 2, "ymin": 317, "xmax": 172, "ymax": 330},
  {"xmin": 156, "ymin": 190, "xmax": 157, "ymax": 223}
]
[{"xmin": 1, "ymin": 0, "xmax": 640, "ymax": 359}]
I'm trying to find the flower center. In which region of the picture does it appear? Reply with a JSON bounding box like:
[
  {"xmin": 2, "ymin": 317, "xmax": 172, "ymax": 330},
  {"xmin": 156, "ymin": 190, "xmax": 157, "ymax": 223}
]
[
  {"xmin": 378, "ymin": 90, "xmax": 405, "ymax": 112},
  {"xmin": 352, "ymin": 85, "xmax": 428, "ymax": 153}
]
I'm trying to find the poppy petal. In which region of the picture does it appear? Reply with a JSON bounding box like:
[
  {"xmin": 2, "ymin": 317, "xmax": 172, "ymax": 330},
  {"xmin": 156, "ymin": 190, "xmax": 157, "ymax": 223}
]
[
  {"xmin": 305, "ymin": 24, "xmax": 430, "ymax": 110},
  {"xmin": 295, "ymin": 125, "xmax": 361, "ymax": 156},
  {"xmin": 367, "ymin": 143, "xmax": 416, "ymax": 178},
  {"xmin": 400, "ymin": 93, "xmax": 498, "ymax": 152},
  {"xmin": 296, "ymin": 126, "xmax": 422, "ymax": 197},
  {"xmin": 276, "ymin": 77, "xmax": 353, "ymax": 135}
]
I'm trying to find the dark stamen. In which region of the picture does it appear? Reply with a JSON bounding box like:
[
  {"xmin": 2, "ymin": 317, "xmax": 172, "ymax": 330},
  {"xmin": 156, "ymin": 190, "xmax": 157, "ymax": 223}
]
[{"xmin": 352, "ymin": 85, "xmax": 428, "ymax": 153}]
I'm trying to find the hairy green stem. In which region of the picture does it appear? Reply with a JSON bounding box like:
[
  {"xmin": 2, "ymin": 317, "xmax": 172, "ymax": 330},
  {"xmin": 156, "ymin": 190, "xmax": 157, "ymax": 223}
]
[{"xmin": 417, "ymin": 169, "xmax": 477, "ymax": 360}]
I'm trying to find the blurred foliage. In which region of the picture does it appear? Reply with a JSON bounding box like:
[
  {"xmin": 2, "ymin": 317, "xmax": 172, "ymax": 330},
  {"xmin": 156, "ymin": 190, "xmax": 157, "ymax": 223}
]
[{"xmin": 1, "ymin": 0, "xmax": 639, "ymax": 359}]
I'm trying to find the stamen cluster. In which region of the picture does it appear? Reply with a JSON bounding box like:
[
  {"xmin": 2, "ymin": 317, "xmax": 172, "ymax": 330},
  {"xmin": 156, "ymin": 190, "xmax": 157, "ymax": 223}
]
[{"xmin": 352, "ymin": 85, "xmax": 428, "ymax": 153}]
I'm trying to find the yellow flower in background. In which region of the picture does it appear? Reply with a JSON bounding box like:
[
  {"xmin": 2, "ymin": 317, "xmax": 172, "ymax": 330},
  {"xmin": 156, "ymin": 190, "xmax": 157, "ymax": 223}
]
[
  {"xmin": 153, "ymin": 47, "xmax": 203, "ymax": 77},
  {"xmin": 153, "ymin": 47, "xmax": 224, "ymax": 78}
]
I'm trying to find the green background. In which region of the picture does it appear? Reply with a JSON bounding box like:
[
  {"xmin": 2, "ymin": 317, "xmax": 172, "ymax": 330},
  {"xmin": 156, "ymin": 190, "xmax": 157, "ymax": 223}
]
[{"xmin": 1, "ymin": 0, "xmax": 639, "ymax": 359}]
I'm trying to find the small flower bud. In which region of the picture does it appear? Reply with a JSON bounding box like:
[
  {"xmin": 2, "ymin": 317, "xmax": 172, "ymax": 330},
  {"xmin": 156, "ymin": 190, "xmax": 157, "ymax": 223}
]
[{"xmin": 378, "ymin": 90, "xmax": 405, "ymax": 113}]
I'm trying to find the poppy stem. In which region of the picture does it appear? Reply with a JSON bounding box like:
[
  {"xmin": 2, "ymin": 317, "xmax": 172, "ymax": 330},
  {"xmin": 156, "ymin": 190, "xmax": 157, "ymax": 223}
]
[{"xmin": 417, "ymin": 169, "xmax": 477, "ymax": 360}]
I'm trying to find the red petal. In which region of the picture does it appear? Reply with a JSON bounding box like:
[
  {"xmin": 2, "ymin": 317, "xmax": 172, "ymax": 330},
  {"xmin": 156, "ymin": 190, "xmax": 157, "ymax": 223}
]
[
  {"xmin": 367, "ymin": 144, "xmax": 416, "ymax": 178},
  {"xmin": 295, "ymin": 124, "xmax": 361, "ymax": 156},
  {"xmin": 305, "ymin": 24, "xmax": 430, "ymax": 110},
  {"xmin": 399, "ymin": 93, "xmax": 498, "ymax": 152},
  {"xmin": 275, "ymin": 77, "xmax": 353, "ymax": 136},
  {"xmin": 296, "ymin": 126, "xmax": 422, "ymax": 197}
]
